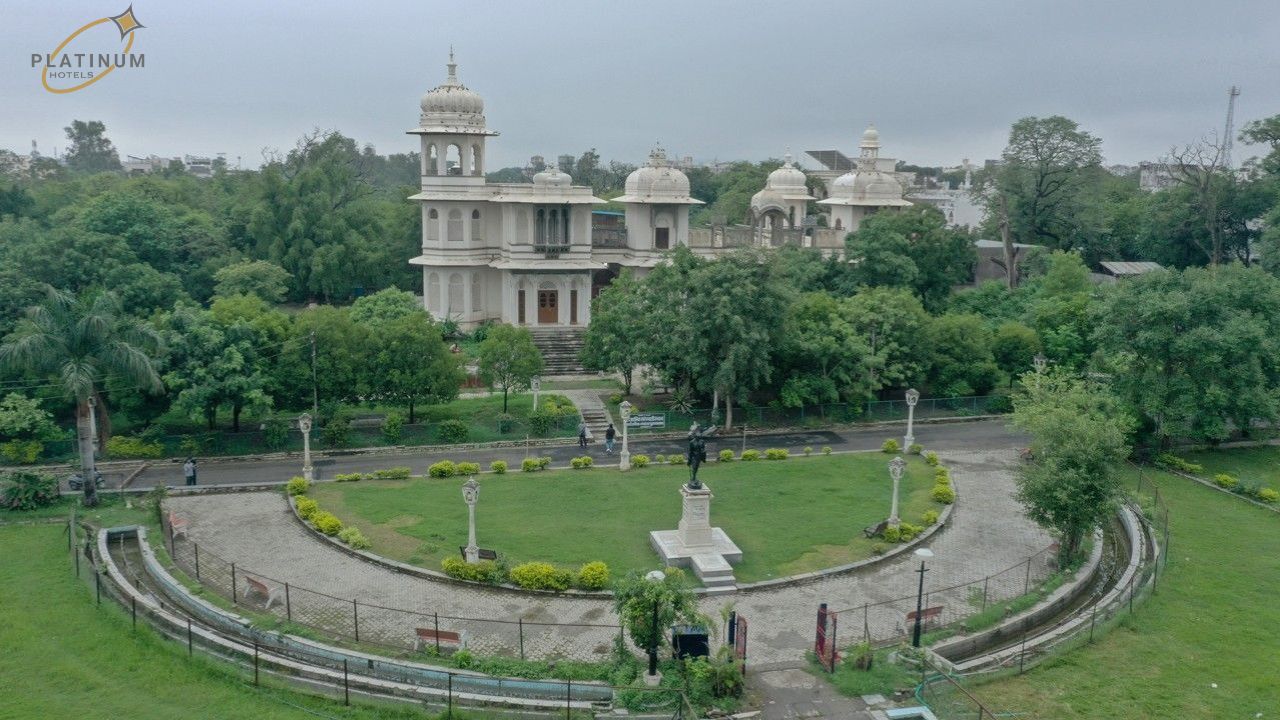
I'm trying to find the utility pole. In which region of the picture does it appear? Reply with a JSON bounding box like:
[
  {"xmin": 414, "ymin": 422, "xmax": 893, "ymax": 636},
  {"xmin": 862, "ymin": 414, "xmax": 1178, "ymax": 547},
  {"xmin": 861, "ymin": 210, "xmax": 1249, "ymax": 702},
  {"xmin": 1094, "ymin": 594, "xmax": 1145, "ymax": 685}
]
[
  {"xmin": 310, "ymin": 330, "xmax": 319, "ymax": 413},
  {"xmin": 1223, "ymin": 85, "xmax": 1240, "ymax": 170}
]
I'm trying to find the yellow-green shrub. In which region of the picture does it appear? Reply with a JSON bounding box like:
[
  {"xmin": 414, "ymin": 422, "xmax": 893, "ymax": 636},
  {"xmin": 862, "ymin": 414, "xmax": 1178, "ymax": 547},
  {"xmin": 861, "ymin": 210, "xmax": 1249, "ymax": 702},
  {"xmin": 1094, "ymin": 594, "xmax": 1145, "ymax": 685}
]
[
  {"xmin": 1259, "ymin": 488, "xmax": 1279, "ymax": 504},
  {"xmin": 931, "ymin": 485, "xmax": 956, "ymax": 504},
  {"xmin": 441, "ymin": 557, "xmax": 504, "ymax": 584},
  {"xmin": 490, "ymin": 460, "xmax": 508, "ymax": 474},
  {"xmin": 456, "ymin": 461, "xmax": 481, "ymax": 476},
  {"xmin": 1213, "ymin": 473, "xmax": 1238, "ymax": 489},
  {"xmin": 764, "ymin": 448, "xmax": 789, "ymax": 460},
  {"xmin": 286, "ymin": 476, "xmax": 309, "ymax": 496},
  {"xmin": 922, "ymin": 509, "xmax": 940, "ymax": 526},
  {"xmin": 631, "ymin": 454, "xmax": 650, "ymax": 468},
  {"xmin": 575, "ymin": 561, "xmax": 610, "ymax": 590},
  {"xmin": 510, "ymin": 562, "xmax": 573, "ymax": 591},
  {"xmin": 740, "ymin": 449, "xmax": 761, "ymax": 461},
  {"xmin": 294, "ymin": 496, "xmax": 318, "ymax": 520},
  {"xmin": 881, "ymin": 439, "xmax": 900, "ymax": 453},
  {"xmin": 428, "ymin": 460, "xmax": 457, "ymax": 478},
  {"xmin": 521, "ymin": 458, "xmax": 540, "ymax": 472},
  {"xmin": 924, "ymin": 451, "xmax": 940, "ymax": 466},
  {"xmin": 373, "ymin": 466, "xmax": 412, "ymax": 480},
  {"xmin": 106, "ymin": 435, "xmax": 164, "ymax": 459},
  {"xmin": 719, "ymin": 449, "xmax": 734, "ymax": 462},
  {"xmin": 882, "ymin": 525, "xmax": 901, "ymax": 543},
  {"xmin": 338, "ymin": 526, "xmax": 371, "ymax": 549},
  {"xmin": 311, "ymin": 511, "xmax": 343, "ymax": 536}
]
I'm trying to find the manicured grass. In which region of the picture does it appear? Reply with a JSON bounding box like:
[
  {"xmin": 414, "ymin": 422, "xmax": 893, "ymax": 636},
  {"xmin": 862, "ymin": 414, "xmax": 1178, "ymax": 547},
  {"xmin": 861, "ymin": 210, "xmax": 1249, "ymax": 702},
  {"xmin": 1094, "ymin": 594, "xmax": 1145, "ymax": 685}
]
[
  {"xmin": 0, "ymin": 523, "xmax": 464, "ymax": 719},
  {"xmin": 1181, "ymin": 445, "xmax": 1280, "ymax": 486},
  {"xmin": 309, "ymin": 453, "xmax": 943, "ymax": 582},
  {"xmin": 972, "ymin": 466, "xmax": 1280, "ymax": 718}
]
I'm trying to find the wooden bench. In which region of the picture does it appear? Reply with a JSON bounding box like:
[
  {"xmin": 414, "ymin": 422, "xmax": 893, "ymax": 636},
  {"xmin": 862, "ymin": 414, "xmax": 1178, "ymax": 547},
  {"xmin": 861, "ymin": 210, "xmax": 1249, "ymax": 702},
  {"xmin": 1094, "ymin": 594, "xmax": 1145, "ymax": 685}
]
[
  {"xmin": 906, "ymin": 606, "xmax": 944, "ymax": 628},
  {"xmin": 415, "ymin": 627, "xmax": 466, "ymax": 652},
  {"xmin": 863, "ymin": 520, "xmax": 888, "ymax": 539},
  {"xmin": 457, "ymin": 547, "xmax": 498, "ymax": 561},
  {"xmin": 168, "ymin": 511, "xmax": 189, "ymax": 540},
  {"xmin": 244, "ymin": 575, "xmax": 284, "ymax": 610}
]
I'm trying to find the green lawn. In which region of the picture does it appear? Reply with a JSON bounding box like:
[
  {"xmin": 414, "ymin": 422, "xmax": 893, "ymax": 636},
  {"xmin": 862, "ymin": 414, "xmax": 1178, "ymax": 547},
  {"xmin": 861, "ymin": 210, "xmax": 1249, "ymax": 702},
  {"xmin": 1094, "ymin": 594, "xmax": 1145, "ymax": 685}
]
[
  {"xmin": 1181, "ymin": 445, "xmax": 1280, "ymax": 486},
  {"xmin": 0, "ymin": 523, "xmax": 465, "ymax": 719},
  {"xmin": 972, "ymin": 466, "xmax": 1280, "ymax": 718},
  {"xmin": 309, "ymin": 453, "xmax": 943, "ymax": 583}
]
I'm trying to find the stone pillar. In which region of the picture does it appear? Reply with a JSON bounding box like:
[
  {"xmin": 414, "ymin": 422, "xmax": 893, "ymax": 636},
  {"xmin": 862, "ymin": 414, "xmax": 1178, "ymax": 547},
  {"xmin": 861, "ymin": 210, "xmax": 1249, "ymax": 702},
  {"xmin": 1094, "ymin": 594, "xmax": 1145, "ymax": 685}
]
[
  {"xmin": 298, "ymin": 413, "xmax": 314, "ymax": 482},
  {"xmin": 677, "ymin": 484, "xmax": 715, "ymax": 549},
  {"xmin": 462, "ymin": 477, "xmax": 479, "ymax": 563}
]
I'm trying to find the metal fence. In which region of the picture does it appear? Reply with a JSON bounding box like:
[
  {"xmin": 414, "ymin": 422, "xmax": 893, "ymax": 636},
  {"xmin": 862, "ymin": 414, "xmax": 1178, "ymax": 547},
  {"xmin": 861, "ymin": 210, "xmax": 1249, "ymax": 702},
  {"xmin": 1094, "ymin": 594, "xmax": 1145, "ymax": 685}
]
[
  {"xmin": 622, "ymin": 395, "xmax": 1008, "ymax": 436},
  {"xmin": 162, "ymin": 517, "xmax": 627, "ymax": 664}
]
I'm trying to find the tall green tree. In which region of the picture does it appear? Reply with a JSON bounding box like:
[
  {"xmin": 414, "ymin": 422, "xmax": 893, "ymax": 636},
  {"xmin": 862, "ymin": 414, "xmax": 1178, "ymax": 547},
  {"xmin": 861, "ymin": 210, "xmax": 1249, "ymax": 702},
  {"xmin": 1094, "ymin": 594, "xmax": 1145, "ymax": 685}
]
[
  {"xmin": 580, "ymin": 271, "xmax": 647, "ymax": 395},
  {"xmin": 925, "ymin": 314, "xmax": 1001, "ymax": 397},
  {"xmin": 1011, "ymin": 369, "xmax": 1133, "ymax": 561},
  {"xmin": 843, "ymin": 206, "xmax": 975, "ymax": 311},
  {"xmin": 776, "ymin": 292, "xmax": 872, "ymax": 406},
  {"xmin": 612, "ymin": 569, "xmax": 704, "ymax": 675},
  {"xmin": 0, "ymin": 288, "xmax": 162, "ymax": 505},
  {"xmin": 159, "ymin": 307, "xmax": 273, "ymax": 431},
  {"xmin": 274, "ymin": 306, "xmax": 370, "ymax": 410},
  {"xmin": 365, "ymin": 313, "xmax": 461, "ymax": 423},
  {"xmin": 63, "ymin": 120, "xmax": 122, "ymax": 173},
  {"xmin": 213, "ymin": 260, "xmax": 291, "ymax": 302},
  {"xmin": 477, "ymin": 324, "xmax": 544, "ymax": 413},
  {"xmin": 842, "ymin": 287, "xmax": 931, "ymax": 398},
  {"xmin": 992, "ymin": 321, "xmax": 1041, "ymax": 386},
  {"xmin": 348, "ymin": 287, "xmax": 422, "ymax": 327}
]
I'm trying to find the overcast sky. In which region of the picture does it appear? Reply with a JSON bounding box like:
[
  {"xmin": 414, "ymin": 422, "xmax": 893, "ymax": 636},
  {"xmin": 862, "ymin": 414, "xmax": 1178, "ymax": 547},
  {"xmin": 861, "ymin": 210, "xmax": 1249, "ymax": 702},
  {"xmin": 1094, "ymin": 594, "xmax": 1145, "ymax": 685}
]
[{"xmin": 4, "ymin": 0, "xmax": 1278, "ymax": 171}]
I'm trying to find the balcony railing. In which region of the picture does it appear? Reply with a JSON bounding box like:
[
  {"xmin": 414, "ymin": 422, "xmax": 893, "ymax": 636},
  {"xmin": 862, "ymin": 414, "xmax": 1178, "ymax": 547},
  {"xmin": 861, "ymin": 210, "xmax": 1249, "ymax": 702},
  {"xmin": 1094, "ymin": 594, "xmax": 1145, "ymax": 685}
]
[{"xmin": 591, "ymin": 226, "xmax": 628, "ymax": 248}]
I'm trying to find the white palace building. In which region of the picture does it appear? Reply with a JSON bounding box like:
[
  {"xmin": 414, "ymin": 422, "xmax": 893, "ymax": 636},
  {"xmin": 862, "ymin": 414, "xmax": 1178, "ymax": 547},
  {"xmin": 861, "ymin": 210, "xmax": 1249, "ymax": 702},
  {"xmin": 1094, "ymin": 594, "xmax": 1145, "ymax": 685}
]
[{"xmin": 409, "ymin": 54, "xmax": 911, "ymax": 330}]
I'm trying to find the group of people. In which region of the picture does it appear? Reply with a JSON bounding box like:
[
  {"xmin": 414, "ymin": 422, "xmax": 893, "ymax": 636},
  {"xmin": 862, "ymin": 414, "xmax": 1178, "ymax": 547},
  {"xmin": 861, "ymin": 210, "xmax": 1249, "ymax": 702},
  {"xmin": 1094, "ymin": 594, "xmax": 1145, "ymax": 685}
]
[{"xmin": 577, "ymin": 421, "xmax": 618, "ymax": 454}]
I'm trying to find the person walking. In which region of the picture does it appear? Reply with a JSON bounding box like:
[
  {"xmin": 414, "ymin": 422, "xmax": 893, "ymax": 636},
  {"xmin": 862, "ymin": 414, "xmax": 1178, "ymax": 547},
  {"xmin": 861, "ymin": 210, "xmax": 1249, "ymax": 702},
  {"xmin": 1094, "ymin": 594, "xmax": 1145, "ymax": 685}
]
[
  {"xmin": 183, "ymin": 457, "xmax": 198, "ymax": 486},
  {"xmin": 577, "ymin": 421, "xmax": 588, "ymax": 448},
  {"xmin": 604, "ymin": 423, "xmax": 616, "ymax": 455}
]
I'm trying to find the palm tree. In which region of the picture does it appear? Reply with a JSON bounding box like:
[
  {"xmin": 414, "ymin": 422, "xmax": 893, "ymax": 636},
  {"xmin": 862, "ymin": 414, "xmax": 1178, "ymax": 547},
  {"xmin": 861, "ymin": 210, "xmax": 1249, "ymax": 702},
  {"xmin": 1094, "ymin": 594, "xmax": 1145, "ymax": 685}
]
[{"xmin": 0, "ymin": 287, "xmax": 163, "ymax": 506}]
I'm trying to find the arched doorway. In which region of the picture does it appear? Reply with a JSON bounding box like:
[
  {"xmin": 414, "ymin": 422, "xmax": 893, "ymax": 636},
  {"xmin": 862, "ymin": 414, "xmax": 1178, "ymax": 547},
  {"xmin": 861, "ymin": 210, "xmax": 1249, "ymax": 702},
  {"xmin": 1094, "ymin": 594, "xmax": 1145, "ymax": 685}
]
[{"xmin": 537, "ymin": 281, "xmax": 558, "ymax": 324}]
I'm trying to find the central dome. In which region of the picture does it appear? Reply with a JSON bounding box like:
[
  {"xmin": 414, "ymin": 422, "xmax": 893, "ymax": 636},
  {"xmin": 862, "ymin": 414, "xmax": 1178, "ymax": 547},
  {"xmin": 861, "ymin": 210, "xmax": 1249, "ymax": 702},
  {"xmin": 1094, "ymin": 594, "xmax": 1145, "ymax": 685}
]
[
  {"xmin": 765, "ymin": 153, "xmax": 807, "ymax": 191},
  {"xmin": 533, "ymin": 164, "xmax": 572, "ymax": 188},
  {"xmin": 418, "ymin": 51, "xmax": 487, "ymax": 130},
  {"xmin": 614, "ymin": 146, "xmax": 703, "ymax": 205}
]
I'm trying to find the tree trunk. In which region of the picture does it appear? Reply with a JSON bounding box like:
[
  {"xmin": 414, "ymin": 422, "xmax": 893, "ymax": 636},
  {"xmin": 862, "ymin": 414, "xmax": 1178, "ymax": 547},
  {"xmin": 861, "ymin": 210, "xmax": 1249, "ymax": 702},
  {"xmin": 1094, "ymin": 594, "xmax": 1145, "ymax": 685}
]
[
  {"xmin": 76, "ymin": 401, "xmax": 98, "ymax": 507},
  {"xmin": 93, "ymin": 391, "xmax": 112, "ymax": 447},
  {"xmin": 408, "ymin": 400, "xmax": 416, "ymax": 424},
  {"xmin": 622, "ymin": 368, "xmax": 632, "ymax": 396},
  {"xmin": 502, "ymin": 387, "xmax": 509, "ymax": 413},
  {"xmin": 232, "ymin": 403, "xmax": 242, "ymax": 432},
  {"xmin": 724, "ymin": 390, "xmax": 734, "ymax": 431},
  {"xmin": 206, "ymin": 408, "xmax": 217, "ymax": 430},
  {"xmin": 999, "ymin": 193, "xmax": 1017, "ymax": 289}
]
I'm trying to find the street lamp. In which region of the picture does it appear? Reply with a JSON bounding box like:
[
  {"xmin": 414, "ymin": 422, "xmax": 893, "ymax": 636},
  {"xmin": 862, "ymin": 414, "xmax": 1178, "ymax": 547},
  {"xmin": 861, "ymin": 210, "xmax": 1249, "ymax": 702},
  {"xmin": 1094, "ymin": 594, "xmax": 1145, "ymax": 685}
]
[
  {"xmin": 619, "ymin": 400, "xmax": 633, "ymax": 471},
  {"xmin": 530, "ymin": 376, "xmax": 541, "ymax": 411},
  {"xmin": 888, "ymin": 455, "xmax": 905, "ymax": 526},
  {"xmin": 912, "ymin": 547, "xmax": 934, "ymax": 648},
  {"xmin": 903, "ymin": 388, "xmax": 920, "ymax": 451},
  {"xmin": 1033, "ymin": 353, "xmax": 1047, "ymax": 374},
  {"xmin": 645, "ymin": 569, "xmax": 666, "ymax": 678},
  {"xmin": 462, "ymin": 477, "xmax": 480, "ymax": 563},
  {"xmin": 298, "ymin": 413, "xmax": 314, "ymax": 482}
]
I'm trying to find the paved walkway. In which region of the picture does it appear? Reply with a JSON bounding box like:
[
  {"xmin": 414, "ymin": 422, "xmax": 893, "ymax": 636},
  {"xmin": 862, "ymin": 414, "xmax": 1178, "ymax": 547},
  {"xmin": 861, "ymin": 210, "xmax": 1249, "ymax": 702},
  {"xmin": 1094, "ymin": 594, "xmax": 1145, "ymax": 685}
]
[{"xmin": 167, "ymin": 443, "xmax": 1050, "ymax": 670}]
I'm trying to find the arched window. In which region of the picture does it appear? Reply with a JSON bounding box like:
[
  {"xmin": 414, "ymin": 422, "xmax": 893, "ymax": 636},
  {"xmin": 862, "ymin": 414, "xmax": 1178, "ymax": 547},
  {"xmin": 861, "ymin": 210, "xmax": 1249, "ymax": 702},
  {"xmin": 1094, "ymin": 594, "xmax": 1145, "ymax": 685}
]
[
  {"xmin": 448, "ymin": 273, "xmax": 464, "ymax": 314},
  {"xmin": 428, "ymin": 208, "xmax": 439, "ymax": 219},
  {"xmin": 426, "ymin": 207, "xmax": 439, "ymax": 242},
  {"xmin": 427, "ymin": 273, "xmax": 441, "ymax": 314},
  {"xmin": 471, "ymin": 209, "xmax": 480, "ymax": 220},
  {"xmin": 426, "ymin": 144, "xmax": 438, "ymax": 176},
  {"xmin": 446, "ymin": 144, "xmax": 461, "ymax": 176},
  {"xmin": 834, "ymin": 218, "xmax": 843, "ymax": 230},
  {"xmin": 535, "ymin": 208, "xmax": 546, "ymax": 244},
  {"xmin": 447, "ymin": 209, "xmax": 463, "ymax": 242}
]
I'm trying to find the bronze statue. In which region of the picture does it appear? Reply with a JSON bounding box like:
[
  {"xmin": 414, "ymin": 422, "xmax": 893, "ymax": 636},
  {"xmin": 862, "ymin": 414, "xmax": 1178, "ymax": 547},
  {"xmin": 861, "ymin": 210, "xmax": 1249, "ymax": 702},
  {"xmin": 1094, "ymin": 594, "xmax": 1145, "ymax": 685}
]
[{"xmin": 686, "ymin": 423, "xmax": 717, "ymax": 489}]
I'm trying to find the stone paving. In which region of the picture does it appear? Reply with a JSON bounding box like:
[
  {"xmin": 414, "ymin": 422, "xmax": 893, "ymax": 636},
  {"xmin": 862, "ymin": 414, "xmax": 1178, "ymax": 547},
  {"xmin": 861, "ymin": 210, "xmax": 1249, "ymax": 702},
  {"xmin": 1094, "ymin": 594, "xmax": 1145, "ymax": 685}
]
[{"xmin": 167, "ymin": 446, "xmax": 1051, "ymax": 668}]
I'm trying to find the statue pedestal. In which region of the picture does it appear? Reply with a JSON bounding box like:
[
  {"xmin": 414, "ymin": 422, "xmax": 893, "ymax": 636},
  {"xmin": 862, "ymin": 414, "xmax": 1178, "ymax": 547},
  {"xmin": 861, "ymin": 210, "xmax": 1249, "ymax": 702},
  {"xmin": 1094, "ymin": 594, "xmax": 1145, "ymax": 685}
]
[{"xmin": 650, "ymin": 483, "xmax": 742, "ymax": 593}]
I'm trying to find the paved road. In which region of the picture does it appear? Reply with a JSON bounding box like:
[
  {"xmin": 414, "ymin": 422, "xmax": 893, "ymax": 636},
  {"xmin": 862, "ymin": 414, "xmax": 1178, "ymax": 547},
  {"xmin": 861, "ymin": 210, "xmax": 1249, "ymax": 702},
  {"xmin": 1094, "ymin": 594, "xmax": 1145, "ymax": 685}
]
[{"xmin": 132, "ymin": 418, "xmax": 1025, "ymax": 489}]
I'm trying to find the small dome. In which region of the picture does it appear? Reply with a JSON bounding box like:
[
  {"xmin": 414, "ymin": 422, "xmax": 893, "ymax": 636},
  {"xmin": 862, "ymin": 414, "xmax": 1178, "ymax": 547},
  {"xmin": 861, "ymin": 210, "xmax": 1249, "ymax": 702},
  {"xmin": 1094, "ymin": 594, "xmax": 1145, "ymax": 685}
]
[
  {"xmin": 765, "ymin": 152, "xmax": 807, "ymax": 191},
  {"xmin": 623, "ymin": 146, "xmax": 694, "ymax": 200},
  {"xmin": 831, "ymin": 169, "xmax": 906, "ymax": 203},
  {"xmin": 419, "ymin": 51, "xmax": 486, "ymax": 128},
  {"xmin": 533, "ymin": 164, "xmax": 572, "ymax": 188},
  {"xmin": 860, "ymin": 124, "xmax": 880, "ymax": 148}
]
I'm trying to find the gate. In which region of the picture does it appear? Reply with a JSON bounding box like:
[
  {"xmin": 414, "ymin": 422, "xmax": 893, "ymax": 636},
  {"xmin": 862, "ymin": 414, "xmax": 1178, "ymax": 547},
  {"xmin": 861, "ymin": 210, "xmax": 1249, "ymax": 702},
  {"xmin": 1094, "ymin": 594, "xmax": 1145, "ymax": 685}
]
[{"xmin": 815, "ymin": 603, "xmax": 839, "ymax": 672}]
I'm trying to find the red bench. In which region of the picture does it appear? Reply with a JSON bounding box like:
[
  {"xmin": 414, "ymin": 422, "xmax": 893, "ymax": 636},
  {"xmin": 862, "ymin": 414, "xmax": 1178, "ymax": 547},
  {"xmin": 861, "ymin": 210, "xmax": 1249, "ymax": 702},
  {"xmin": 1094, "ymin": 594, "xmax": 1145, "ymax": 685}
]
[
  {"xmin": 244, "ymin": 575, "xmax": 283, "ymax": 610},
  {"xmin": 168, "ymin": 511, "xmax": 189, "ymax": 540},
  {"xmin": 415, "ymin": 627, "xmax": 465, "ymax": 652},
  {"xmin": 906, "ymin": 606, "xmax": 943, "ymax": 627}
]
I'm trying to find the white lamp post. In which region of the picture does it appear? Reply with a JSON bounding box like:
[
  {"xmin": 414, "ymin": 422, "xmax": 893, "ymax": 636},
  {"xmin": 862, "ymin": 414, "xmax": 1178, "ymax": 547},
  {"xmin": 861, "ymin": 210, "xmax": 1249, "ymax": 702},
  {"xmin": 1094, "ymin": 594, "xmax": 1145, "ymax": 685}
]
[
  {"xmin": 903, "ymin": 388, "xmax": 920, "ymax": 451},
  {"xmin": 619, "ymin": 400, "xmax": 633, "ymax": 471},
  {"xmin": 531, "ymin": 376, "xmax": 541, "ymax": 411},
  {"xmin": 462, "ymin": 477, "xmax": 480, "ymax": 563},
  {"xmin": 298, "ymin": 413, "xmax": 314, "ymax": 482},
  {"xmin": 888, "ymin": 455, "xmax": 905, "ymax": 526},
  {"xmin": 911, "ymin": 547, "xmax": 935, "ymax": 647}
]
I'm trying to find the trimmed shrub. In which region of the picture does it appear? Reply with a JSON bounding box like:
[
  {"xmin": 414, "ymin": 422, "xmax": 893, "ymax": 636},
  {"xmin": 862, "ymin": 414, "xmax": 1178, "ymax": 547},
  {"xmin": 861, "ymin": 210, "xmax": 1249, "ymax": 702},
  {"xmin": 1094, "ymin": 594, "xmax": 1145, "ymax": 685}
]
[
  {"xmin": 924, "ymin": 451, "xmax": 940, "ymax": 466},
  {"xmin": 1, "ymin": 470, "xmax": 59, "ymax": 511},
  {"xmin": 631, "ymin": 454, "xmax": 650, "ymax": 468},
  {"xmin": 441, "ymin": 557, "xmax": 504, "ymax": 584},
  {"xmin": 719, "ymin": 449, "xmax": 734, "ymax": 462},
  {"xmin": 898, "ymin": 522, "xmax": 923, "ymax": 541},
  {"xmin": 803, "ymin": 446, "xmax": 813, "ymax": 456},
  {"xmin": 931, "ymin": 485, "xmax": 956, "ymax": 504},
  {"xmin": 521, "ymin": 458, "xmax": 540, "ymax": 472},
  {"xmin": 764, "ymin": 448, "xmax": 789, "ymax": 460},
  {"xmin": 285, "ymin": 476, "xmax": 310, "ymax": 496},
  {"xmin": 334, "ymin": 472, "xmax": 366, "ymax": 482},
  {"xmin": 490, "ymin": 460, "xmax": 508, "ymax": 474},
  {"xmin": 381, "ymin": 410, "xmax": 406, "ymax": 443},
  {"xmin": 881, "ymin": 439, "xmax": 900, "ymax": 454},
  {"xmin": 1213, "ymin": 473, "xmax": 1238, "ymax": 489},
  {"xmin": 740, "ymin": 449, "xmax": 761, "ymax": 461},
  {"xmin": 821, "ymin": 446, "xmax": 832, "ymax": 455},
  {"xmin": 437, "ymin": 419, "xmax": 470, "ymax": 444},
  {"xmin": 667, "ymin": 453, "xmax": 685, "ymax": 465},
  {"xmin": 653, "ymin": 454, "xmax": 666, "ymax": 464},
  {"xmin": 537, "ymin": 456, "xmax": 552, "ymax": 470},
  {"xmin": 608, "ymin": 393, "xmax": 625, "ymax": 405},
  {"xmin": 294, "ymin": 496, "xmax": 319, "ymax": 520},
  {"xmin": 1, "ymin": 439, "xmax": 44, "ymax": 464},
  {"xmin": 1153, "ymin": 453, "xmax": 1203, "ymax": 474},
  {"xmin": 922, "ymin": 509, "xmax": 940, "ymax": 526},
  {"xmin": 882, "ymin": 525, "xmax": 902, "ymax": 543},
  {"xmin": 908, "ymin": 443, "xmax": 923, "ymax": 455},
  {"xmin": 871, "ymin": 543, "xmax": 887, "ymax": 555},
  {"xmin": 373, "ymin": 466, "xmax": 412, "ymax": 480},
  {"xmin": 456, "ymin": 461, "xmax": 481, "ymax": 476},
  {"xmin": 428, "ymin": 460, "xmax": 458, "ymax": 478},
  {"xmin": 311, "ymin": 511, "xmax": 343, "ymax": 536},
  {"xmin": 570, "ymin": 456, "xmax": 588, "ymax": 469},
  {"xmin": 105, "ymin": 435, "xmax": 164, "ymax": 459},
  {"xmin": 527, "ymin": 409, "xmax": 557, "ymax": 437},
  {"xmin": 1259, "ymin": 488, "xmax": 1279, "ymax": 504},
  {"xmin": 510, "ymin": 562, "xmax": 573, "ymax": 591},
  {"xmin": 575, "ymin": 561, "xmax": 610, "ymax": 590},
  {"xmin": 934, "ymin": 468, "xmax": 951, "ymax": 485},
  {"xmin": 338, "ymin": 526, "xmax": 371, "ymax": 550}
]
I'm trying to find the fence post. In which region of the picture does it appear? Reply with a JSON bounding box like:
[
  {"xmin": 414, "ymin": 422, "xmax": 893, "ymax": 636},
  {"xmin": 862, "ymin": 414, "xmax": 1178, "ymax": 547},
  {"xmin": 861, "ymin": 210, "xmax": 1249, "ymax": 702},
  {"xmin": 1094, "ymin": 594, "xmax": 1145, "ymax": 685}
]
[
  {"xmin": 253, "ymin": 641, "xmax": 259, "ymax": 685},
  {"xmin": 1088, "ymin": 604, "xmax": 1097, "ymax": 643},
  {"xmin": 1024, "ymin": 557, "xmax": 1032, "ymax": 595},
  {"xmin": 447, "ymin": 673, "xmax": 453, "ymax": 717},
  {"xmin": 75, "ymin": 536, "xmax": 81, "ymax": 577},
  {"xmin": 863, "ymin": 603, "xmax": 870, "ymax": 644},
  {"xmin": 1018, "ymin": 630, "xmax": 1028, "ymax": 674},
  {"xmin": 434, "ymin": 612, "xmax": 441, "ymax": 654},
  {"xmin": 566, "ymin": 678, "xmax": 572, "ymax": 720},
  {"xmin": 519, "ymin": 618, "xmax": 525, "ymax": 660},
  {"xmin": 231, "ymin": 563, "xmax": 237, "ymax": 604},
  {"xmin": 1128, "ymin": 574, "xmax": 1135, "ymax": 614},
  {"xmin": 169, "ymin": 520, "xmax": 175, "ymax": 556},
  {"xmin": 131, "ymin": 596, "xmax": 137, "ymax": 630},
  {"xmin": 343, "ymin": 659, "xmax": 350, "ymax": 706},
  {"xmin": 96, "ymin": 570, "xmax": 101, "ymax": 605},
  {"xmin": 982, "ymin": 576, "xmax": 989, "ymax": 611},
  {"xmin": 353, "ymin": 599, "xmax": 360, "ymax": 641},
  {"xmin": 194, "ymin": 543, "xmax": 200, "ymax": 580},
  {"xmin": 285, "ymin": 583, "xmax": 292, "ymax": 622},
  {"xmin": 187, "ymin": 618, "xmax": 193, "ymax": 656}
]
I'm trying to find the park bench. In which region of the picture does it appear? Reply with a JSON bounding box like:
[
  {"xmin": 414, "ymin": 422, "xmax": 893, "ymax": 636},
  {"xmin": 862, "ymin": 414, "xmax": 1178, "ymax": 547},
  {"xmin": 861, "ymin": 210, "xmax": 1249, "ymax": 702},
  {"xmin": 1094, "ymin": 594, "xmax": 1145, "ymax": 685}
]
[
  {"xmin": 167, "ymin": 511, "xmax": 189, "ymax": 540},
  {"xmin": 243, "ymin": 575, "xmax": 284, "ymax": 610},
  {"xmin": 414, "ymin": 627, "xmax": 466, "ymax": 652},
  {"xmin": 457, "ymin": 546, "xmax": 498, "ymax": 561},
  {"xmin": 905, "ymin": 605, "xmax": 944, "ymax": 628},
  {"xmin": 863, "ymin": 520, "xmax": 888, "ymax": 539}
]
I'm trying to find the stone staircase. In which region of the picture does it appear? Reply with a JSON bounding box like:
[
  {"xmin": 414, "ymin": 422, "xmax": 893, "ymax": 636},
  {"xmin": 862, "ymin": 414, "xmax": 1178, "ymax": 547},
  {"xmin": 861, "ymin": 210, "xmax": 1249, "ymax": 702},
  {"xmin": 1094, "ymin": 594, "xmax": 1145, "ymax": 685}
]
[
  {"xmin": 562, "ymin": 389, "xmax": 614, "ymax": 441},
  {"xmin": 529, "ymin": 327, "xmax": 588, "ymax": 376}
]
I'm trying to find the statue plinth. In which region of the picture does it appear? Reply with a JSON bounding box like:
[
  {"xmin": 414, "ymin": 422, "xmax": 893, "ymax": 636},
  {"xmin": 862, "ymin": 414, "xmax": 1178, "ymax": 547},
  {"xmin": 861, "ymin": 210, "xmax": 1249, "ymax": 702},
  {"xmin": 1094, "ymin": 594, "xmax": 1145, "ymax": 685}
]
[{"xmin": 650, "ymin": 482, "xmax": 742, "ymax": 593}]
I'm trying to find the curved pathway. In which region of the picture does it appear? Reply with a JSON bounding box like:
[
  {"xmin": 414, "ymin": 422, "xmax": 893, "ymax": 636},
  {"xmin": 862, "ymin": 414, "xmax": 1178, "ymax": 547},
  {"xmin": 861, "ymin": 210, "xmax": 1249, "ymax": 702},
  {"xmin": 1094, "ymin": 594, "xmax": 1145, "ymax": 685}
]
[{"xmin": 168, "ymin": 445, "xmax": 1050, "ymax": 666}]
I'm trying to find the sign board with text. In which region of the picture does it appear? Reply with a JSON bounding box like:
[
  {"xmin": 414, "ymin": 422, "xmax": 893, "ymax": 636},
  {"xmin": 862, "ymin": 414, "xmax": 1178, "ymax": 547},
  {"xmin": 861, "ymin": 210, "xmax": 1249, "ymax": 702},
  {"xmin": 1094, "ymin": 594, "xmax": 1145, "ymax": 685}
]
[{"xmin": 626, "ymin": 413, "xmax": 666, "ymax": 429}]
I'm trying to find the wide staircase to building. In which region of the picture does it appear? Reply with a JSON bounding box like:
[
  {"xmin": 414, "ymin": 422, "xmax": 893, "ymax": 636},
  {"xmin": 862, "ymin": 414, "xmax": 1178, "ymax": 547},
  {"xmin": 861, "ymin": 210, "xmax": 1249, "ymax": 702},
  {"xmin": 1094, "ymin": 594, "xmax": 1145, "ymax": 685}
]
[{"xmin": 529, "ymin": 327, "xmax": 588, "ymax": 376}]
